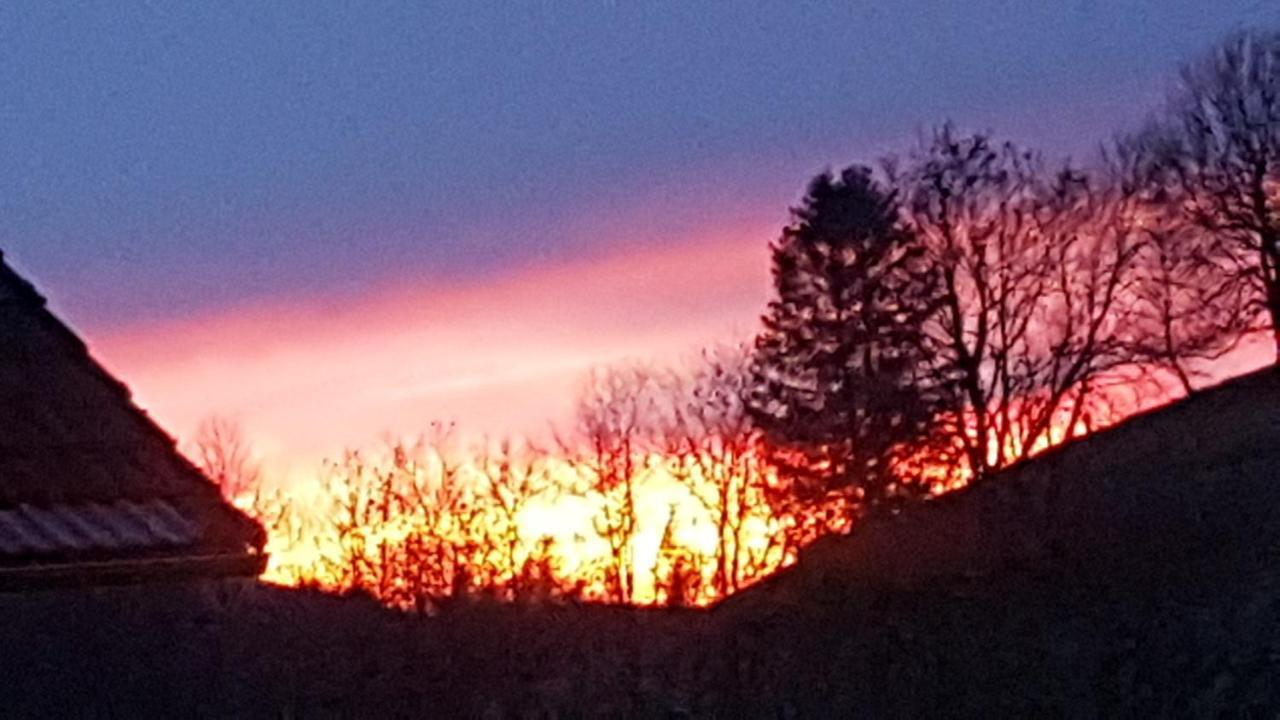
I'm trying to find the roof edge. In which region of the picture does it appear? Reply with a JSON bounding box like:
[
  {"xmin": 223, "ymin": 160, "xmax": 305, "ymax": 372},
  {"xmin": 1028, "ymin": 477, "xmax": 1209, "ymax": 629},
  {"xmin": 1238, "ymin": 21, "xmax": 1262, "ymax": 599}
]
[
  {"xmin": 0, "ymin": 251, "xmax": 268, "ymax": 553},
  {"xmin": 0, "ymin": 551, "xmax": 268, "ymax": 591}
]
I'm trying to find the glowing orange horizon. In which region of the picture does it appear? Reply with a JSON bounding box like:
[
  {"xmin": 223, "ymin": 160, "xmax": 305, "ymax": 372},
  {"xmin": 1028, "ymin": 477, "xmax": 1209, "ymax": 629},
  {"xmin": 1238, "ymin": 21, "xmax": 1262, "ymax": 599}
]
[
  {"xmin": 75, "ymin": 224, "xmax": 1276, "ymax": 609},
  {"xmin": 243, "ymin": 448, "xmax": 804, "ymax": 607},
  {"xmin": 240, "ymin": 385, "xmax": 1147, "ymax": 609}
]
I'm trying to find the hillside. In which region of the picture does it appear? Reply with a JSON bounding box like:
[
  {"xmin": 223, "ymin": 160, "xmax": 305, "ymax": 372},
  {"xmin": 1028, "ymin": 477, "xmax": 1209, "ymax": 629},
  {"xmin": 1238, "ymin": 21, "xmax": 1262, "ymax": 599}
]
[
  {"xmin": 728, "ymin": 364, "xmax": 1280, "ymax": 603},
  {"xmin": 706, "ymin": 365, "xmax": 1280, "ymax": 715},
  {"xmin": 3, "ymin": 368, "xmax": 1280, "ymax": 717}
]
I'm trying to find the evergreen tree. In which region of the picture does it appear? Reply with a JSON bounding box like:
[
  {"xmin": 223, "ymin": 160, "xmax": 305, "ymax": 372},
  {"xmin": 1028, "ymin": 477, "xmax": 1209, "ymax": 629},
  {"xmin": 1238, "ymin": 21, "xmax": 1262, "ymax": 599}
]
[{"xmin": 750, "ymin": 166, "xmax": 947, "ymax": 513}]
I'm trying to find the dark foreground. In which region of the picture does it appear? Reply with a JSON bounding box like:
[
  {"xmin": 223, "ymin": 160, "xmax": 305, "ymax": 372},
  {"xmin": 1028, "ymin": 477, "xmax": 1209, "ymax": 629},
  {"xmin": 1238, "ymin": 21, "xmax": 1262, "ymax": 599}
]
[
  {"xmin": 2, "ymin": 563, "xmax": 1276, "ymax": 717},
  {"xmin": 5, "ymin": 369, "xmax": 1280, "ymax": 718}
]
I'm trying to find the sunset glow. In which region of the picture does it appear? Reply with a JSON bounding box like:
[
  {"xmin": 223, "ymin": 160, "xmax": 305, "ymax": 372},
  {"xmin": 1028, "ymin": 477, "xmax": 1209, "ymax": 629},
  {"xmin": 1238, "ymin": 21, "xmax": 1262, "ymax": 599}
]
[
  {"xmin": 79, "ymin": 231, "xmax": 781, "ymax": 605},
  {"xmin": 246, "ymin": 451, "xmax": 799, "ymax": 607},
  {"xmin": 91, "ymin": 230, "xmax": 773, "ymax": 481},
  {"xmin": 84, "ymin": 232, "xmax": 1276, "ymax": 608},
  {"xmin": 9, "ymin": 2, "xmax": 1280, "ymax": 714}
]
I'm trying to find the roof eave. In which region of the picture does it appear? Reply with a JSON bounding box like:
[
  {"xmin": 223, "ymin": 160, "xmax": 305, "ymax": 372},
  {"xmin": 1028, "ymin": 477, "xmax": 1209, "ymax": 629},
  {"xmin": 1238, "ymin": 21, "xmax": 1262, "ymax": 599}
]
[{"xmin": 0, "ymin": 551, "xmax": 268, "ymax": 592}]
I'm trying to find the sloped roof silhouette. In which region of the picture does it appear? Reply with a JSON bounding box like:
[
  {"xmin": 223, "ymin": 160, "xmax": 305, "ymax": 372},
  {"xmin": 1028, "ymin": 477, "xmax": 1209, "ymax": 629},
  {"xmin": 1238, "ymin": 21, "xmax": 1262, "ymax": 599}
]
[{"xmin": 0, "ymin": 253, "xmax": 265, "ymax": 586}]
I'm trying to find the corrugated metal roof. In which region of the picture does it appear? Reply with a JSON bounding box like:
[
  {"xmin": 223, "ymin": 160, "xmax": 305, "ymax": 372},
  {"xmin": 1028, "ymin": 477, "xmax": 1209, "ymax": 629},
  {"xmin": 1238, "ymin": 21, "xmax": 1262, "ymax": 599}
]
[{"xmin": 0, "ymin": 500, "xmax": 200, "ymax": 558}]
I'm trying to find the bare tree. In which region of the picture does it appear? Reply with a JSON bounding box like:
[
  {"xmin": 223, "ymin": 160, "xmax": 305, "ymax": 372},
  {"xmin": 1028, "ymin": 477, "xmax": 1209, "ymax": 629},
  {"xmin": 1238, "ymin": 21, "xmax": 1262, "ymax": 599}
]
[
  {"xmin": 568, "ymin": 347, "xmax": 854, "ymax": 604},
  {"xmin": 192, "ymin": 416, "xmax": 262, "ymax": 503},
  {"xmin": 1106, "ymin": 138, "xmax": 1256, "ymax": 394},
  {"xmin": 1143, "ymin": 30, "xmax": 1280, "ymax": 358},
  {"xmin": 895, "ymin": 126, "xmax": 1143, "ymax": 481},
  {"xmin": 656, "ymin": 345, "xmax": 776, "ymax": 598},
  {"xmin": 473, "ymin": 437, "xmax": 562, "ymax": 602},
  {"xmin": 322, "ymin": 447, "xmax": 408, "ymax": 604},
  {"xmin": 564, "ymin": 364, "xmax": 664, "ymax": 604},
  {"xmin": 305, "ymin": 429, "xmax": 499, "ymax": 614}
]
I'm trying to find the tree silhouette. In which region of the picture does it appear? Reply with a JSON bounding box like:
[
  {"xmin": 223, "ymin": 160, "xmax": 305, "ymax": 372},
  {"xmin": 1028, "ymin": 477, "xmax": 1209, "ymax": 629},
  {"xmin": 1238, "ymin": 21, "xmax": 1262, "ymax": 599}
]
[
  {"xmin": 653, "ymin": 345, "xmax": 792, "ymax": 597},
  {"xmin": 1105, "ymin": 137, "xmax": 1255, "ymax": 394},
  {"xmin": 750, "ymin": 166, "xmax": 949, "ymax": 514},
  {"xmin": 192, "ymin": 416, "xmax": 262, "ymax": 504},
  {"xmin": 895, "ymin": 127, "xmax": 1142, "ymax": 480},
  {"xmin": 568, "ymin": 363, "xmax": 660, "ymax": 604},
  {"xmin": 1142, "ymin": 30, "xmax": 1280, "ymax": 358}
]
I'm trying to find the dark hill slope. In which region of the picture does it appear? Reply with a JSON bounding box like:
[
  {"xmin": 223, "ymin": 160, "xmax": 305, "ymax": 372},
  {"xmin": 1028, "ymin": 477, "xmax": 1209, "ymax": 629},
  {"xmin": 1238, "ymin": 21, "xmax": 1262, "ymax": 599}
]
[
  {"xmin": 727, "ymin": 365, "xmax": 1280, "ymax": 604},
  {"xmin": 704, "ymin": 366, "xmax": 1280, "ymax": 716}
]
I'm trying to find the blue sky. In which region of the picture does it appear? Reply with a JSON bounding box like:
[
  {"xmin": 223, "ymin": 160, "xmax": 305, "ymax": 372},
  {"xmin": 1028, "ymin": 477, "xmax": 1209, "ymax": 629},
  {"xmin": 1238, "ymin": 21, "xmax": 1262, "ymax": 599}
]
[{"xmin": 0, "ymin": 1, "xmax": 1275, "ymax": 329}]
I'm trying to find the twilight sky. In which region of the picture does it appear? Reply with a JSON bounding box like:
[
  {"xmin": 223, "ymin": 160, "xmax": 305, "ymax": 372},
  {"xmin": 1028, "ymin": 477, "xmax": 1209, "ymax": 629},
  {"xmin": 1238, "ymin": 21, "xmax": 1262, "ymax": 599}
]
[{"xmin": 1, "ymin": 2, "xmax": 1275, "ymax": 478}]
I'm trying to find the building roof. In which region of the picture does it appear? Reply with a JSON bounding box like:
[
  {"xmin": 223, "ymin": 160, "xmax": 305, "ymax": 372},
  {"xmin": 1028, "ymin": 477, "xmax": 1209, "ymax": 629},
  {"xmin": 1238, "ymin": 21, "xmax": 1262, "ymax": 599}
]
[{"xmin": 0, "ymin": 252, "xmax": 265, "ymax": 586}]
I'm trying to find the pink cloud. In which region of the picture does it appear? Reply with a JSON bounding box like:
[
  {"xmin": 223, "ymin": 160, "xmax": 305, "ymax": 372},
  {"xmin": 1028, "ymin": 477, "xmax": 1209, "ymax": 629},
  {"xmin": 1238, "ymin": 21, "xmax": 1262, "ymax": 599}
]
[{"xmin": 88, "ymin": 229, "xmax": 774, "ymax": 481}]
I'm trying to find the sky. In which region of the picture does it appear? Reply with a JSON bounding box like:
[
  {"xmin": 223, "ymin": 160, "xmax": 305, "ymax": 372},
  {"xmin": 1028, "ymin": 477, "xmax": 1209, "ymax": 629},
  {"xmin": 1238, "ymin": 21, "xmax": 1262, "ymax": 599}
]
[{"xmin": 1, "ymin": 1, "xmax": 1276, "ymax": 479}]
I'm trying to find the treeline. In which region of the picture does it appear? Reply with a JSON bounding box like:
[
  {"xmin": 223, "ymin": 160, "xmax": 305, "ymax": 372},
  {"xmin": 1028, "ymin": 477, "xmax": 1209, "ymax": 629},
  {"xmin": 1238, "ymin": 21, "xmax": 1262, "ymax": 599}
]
[
  {"xmin": 203, "ymin": 30, "xmax": 1279, "ymax": 611},
  {"xmin": 207, "ymin": 348, "xmax": 847, "ymax": 611},
  {"xmin": 752, "ymin": 28, "xmax": 1280, "ymax": 509}
]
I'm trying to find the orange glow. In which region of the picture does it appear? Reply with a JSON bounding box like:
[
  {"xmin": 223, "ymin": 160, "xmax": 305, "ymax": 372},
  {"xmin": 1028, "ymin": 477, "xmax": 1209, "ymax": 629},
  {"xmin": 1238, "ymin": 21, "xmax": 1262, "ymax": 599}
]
[
  {"xmin": 147, "ymin": 353, "xmax": 1268, "ymax": 609},
  {"xmin": 81, "ymin": 230, "xmax": 779, "ymax": 606},
  {"xmin": 242, "ymin": 445, "xmax": 810, "ymax": 608},
  {"xmin": 78, "ymin": 227, "xmax": 1276, "ymax": 608}
]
